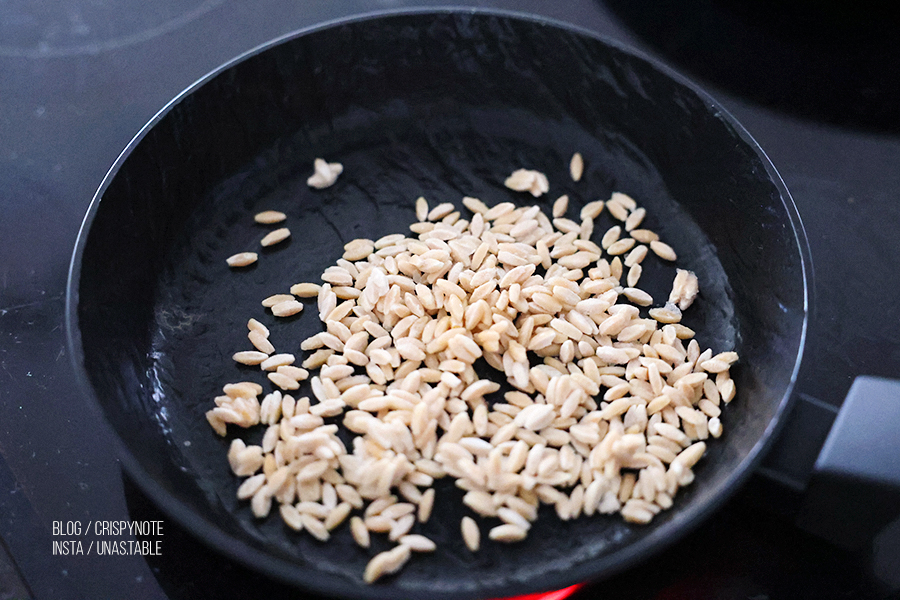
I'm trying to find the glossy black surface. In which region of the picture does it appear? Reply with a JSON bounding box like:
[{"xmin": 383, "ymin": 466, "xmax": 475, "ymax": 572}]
[
  {"xmin": 71, "ymin": 12, "xmax": 805, "ymax": 598},
  {"xmin": 604, "ymin": 0, "xmax": 900, "ymax": 134},
  {"xmin": 2, "ymin": 1, "xmax": 898, "ymax": 599}
]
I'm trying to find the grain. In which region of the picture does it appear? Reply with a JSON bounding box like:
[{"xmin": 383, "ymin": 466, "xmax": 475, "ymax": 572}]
[
  {"xmin": 251, "ymin": 488, "xmax": 272, "ymax": 518},
  {"xmin": 262, "ymin": 294, "xmax": 294, "ymax": 308},
  {"xmin": 649, "ymin": 302, "xmax": 682, "ymax": 324},
  {"xmin": 580, "ymin": 200, "xmax": 604, "ymax": 220},
  {"xmin": 607, "ymin": 237, "xmax": 636, "ymax": 256},
  {"xmin": 461, "ymin": 516, "xmax": 480, "ymax": 552},
  {"xmin": 623, "ymin": 287, "xmax": 653, "ymax": 306},
  {"xmin": 630, "ymin": 229, "xmax": 658, "ymax": 243},
  {"xmin": 624, "ymin": 244, "xmax": 648, "ymax": 267},
  {"xmin": 428, "ymin": 202, "xmax": 455, "ymax": 221},
  {"xmin": 400, "ymin": 534, "xmax": 436, "ymax": 552},
  {"xmin": 606, "ymin": 199, "xmax": 629, "ymax": 221},
  {"xmin": 418, "ymin": 488, "xmax": 435, "ymax": 523},
  {"xmin": 650, "ymin": 240, "xmax": 677, "ymax": 261},
  {"xmin": 268, "ymin": 372, "xmax": 300, "ymax": 390},
  {"xmin": 290, "ymin": 282, "xmax": 320, "ymax": 297},
  {"xmin": 504, "ymin": 169, "xmax": 549, "ymax": 197},
  {"xmin": 350, "ymin": 516, "xmax": 370, "ymax": 548},
  {"xmin": 254, "ymin": 210, "xmax": 286, "ymax": 224},
  {"xmin": 307, "ymin": 158, "xmax": 343, "ymax": 189},
  {"xmin": 248, "ymin": 330, "xmax": 274, "ymax": 354},
  {"xmin": 570, "ymin": 152, "xmax": 584, "ymax": 182},
  {"xmin": 237, "ymin": 474, "xmax": 266, "ymax": 500},
  {"xmin": 233, "ymin": 351, "xmax": 268, "ymax": 365},
  {"xmin": 415, "ymin": 197, "xmax": 429, "ymax": 221},
  {"xmin": 277, "ymin": 365, "xmax": 309, "ymax": 381},
  {"xmin": 343, "ymin": 239, "xmax": 375, "ymax": 262},
  {"xmin": 552, "ymin": 195, "xmax": 569, "ymax": 218},
  {"xmin": 489, "ymin": 524, "xmax": 528, "ymax": 542},
  {"xmin": 625, "ymin": 207, "xmax": 646, "ymax": 231},
  {"xmin": 364, "ymin": 545, "xmax": 411, "ymax": 583},
  {"xmin": 708, "ymin": 417, "xmax": 723, "ymax": 438},
  {"xmin": 626, "ymin": 264, "xmax": 642, "ymax": 288},
  {"xmin": 324, "ymin": 502, "xmax": 352, "ymax": 530},
  {"xmin": 271, "ymin": 300, "xmax": 303, "ymax": 317},
  {"xmin": 279, "ymin": 503, "xmax": 304, "ymax": 530},
  {"xmin": 669, "ymin": 269, "xmax": 699, "ymax": 310},
  {"xmin": 601, "ymin": 225, "xmax": 621, "ymax": 250},
  {"xmin": 260, "ymin": 353, "xmax": 295, "ymax": 371},
  {"xmin": 226, "ymin": 252, "xmax": 257, "ymax": 267},
  {"xmin": 260, "ymin": 227, "xmax": 290, "ymax": 247}
]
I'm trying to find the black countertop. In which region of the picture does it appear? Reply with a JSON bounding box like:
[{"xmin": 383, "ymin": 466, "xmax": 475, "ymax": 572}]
[{"xmin": 2, "ymin": 1, "xmax": 899, "ymax": 599}]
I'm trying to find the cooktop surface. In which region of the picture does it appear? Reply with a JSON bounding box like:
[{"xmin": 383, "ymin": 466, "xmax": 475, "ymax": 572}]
[{"xmin": 2, "ymin": 1, "xmax": 898, "ymax": 599}]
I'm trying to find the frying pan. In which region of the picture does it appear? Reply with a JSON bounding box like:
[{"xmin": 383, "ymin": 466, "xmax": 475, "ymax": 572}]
[{"xmin": 66, "ymin": 9, "xmax": 808, "ymax": 599}]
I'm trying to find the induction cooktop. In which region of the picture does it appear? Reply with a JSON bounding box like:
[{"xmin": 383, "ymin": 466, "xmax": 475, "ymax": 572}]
[{"xmin": 1, "ymin": 1, "xmax": 898, "ymax": 599}]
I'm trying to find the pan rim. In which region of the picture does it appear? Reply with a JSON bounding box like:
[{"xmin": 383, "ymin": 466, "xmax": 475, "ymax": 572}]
[{"xmin": 64, "ymin": 6, "xmax": 811, "ymax": 599}]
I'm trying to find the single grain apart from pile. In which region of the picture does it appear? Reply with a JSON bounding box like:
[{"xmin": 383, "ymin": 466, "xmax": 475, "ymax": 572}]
[
  {"xmin": 226, "ymin": 252, "xmax": 258, "ymax": 267},
  {"xmin": 307, "ymin": 158, "xmax": 343, "ymax": 189},
  {"xmin": 209, "ymin": 163, "xmax": 739, "ymax": 584},
  {"xmin": 260, "ymin": 227, "xmax": 291, "ymax": 247},
  {"xmin": 569, "ymin": 153, "xmax": 584, "ymax": 182},
  {"xmin": 254, "ymin": 210, "xmax": 287, "ymax": 224}
]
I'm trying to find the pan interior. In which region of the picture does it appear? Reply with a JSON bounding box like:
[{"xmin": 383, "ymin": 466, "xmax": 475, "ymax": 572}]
[{"xmin": 74, "ymin": 11, "xmax": 806, "ymax": 599}]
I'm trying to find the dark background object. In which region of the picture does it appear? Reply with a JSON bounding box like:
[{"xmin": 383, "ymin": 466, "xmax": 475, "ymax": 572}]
[
  {"xmin": 70, "ymin": 12, "xmax": 805, "ymax": 598},
  {"xmin": 1, "ymin": 1, "xmax": 899, "ymax": 599},
  {"xmin": 603, "ymin": 0, "xmax": 900, "ymax": 134}
]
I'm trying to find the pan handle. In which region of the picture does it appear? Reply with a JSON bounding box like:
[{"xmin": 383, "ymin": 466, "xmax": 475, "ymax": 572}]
[{"xmin": 794, "ymin": 376, "xmax": 900, "ymax": 592}]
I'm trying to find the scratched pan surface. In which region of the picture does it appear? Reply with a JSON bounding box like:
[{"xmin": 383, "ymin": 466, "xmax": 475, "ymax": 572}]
[{"xmin": 67, "ymin": 10, "xmax": 808, "ymax": 600}]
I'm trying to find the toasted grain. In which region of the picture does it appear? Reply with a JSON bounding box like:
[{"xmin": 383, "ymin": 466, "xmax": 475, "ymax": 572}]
[
  {"xmin": 233, "ymin": 351, "xmax": 268, "ymax": 365},
  {"xmin": 415, "ymin": 197, "xmax": 429, "ymax": 221},
  {"xmin": 400, "ymin": 534, "xmax": 436, "ymax": 552},
  {"xmin": 624, "ymin": 244, "xmax": 648, "ymax": 267},
  {"xmin": 248, "ymin": 330, "xmax": 275, "ymax": 354},
  {"xmin": 552, "ymin": 195, "xmax": 569, "ymax": 218},
  {"xmin": 307, "ymin": 158, "xmax": 343, "ymax": 189},
  {"xmin": 627, "ymin": 264, "xmax": 642, "ymax": 288},
  {"xmin": 260, "ymin": 353, "xmax": 295, "ymax": 371},
  {"xmin": 254, "ymin": 210, "xmax": 286, "ymax": 224},
  {"xmin": 343, "ymin": 239, "xmax": 375, "ymax": 262},
  {"xmin": 428, "ymin": 202, "xmax": 455, "ymax": 221},
  {"xmin": 418, "ymin": 488, "xmax": 435, "ymax": 523},
  {"xmin": 271, "ymin": 300, "xmax": 304, "ymax": 317},
  {"xmin": 268, "ymin": 372, "xmax": 300, "ymax": 390},
  {"xmin": 262, "ymin": 294, "xmax": 293, "ymax": 308},
  {"xmin": 461, "ymin": 516, "xmax": 480, "ymax": 552},
  {"xmin": 669, "ymin": 269, "xmax": 699, "ymax": 310},
  {"xmin": 350, "ymin": 516, "xmax": 370, "ymax": 548},
  {"xmin": 364, "ymin": 545, "xmax": 411, "ymax": 583},
  {"xmin": 215, "ymin": 170, "xmax": 741, "ymax": 582},
  {"xmin": 568, "ymin": 152, "xmax": 584, "ymax": 182},
  {"xmin": 504, "ymin": 169, "xmax": 549, "ymax": 197},
  {"xmin": 650, "ymin": 240, "xmax": 677, "ymax": 261},
  {"xmin": 489, "ymin": 523, "xmax": 528, "ymax": 542},
  {"xmin": 649, "ymin": 302, "xmax": 682, "ymax": 324},
  {"xmin": 277, "ymin": 365, "xmax": 309, "ymax": 381},
  {"xmin": 227, "ymin": 252, "xmax": 257, "ymax": 267},
  {"xmin": 290, "ymin": 282, "xmax": 320, "ymax": 297},
  {"xmin": 601, "ymin": 225, "xmax": 621, "ymax": 250},
  {"xmin": 625, "ymin": 207, "xmax": 646, "ymax": 231},
  {"xmin": 261, "ymin": 228, "xmax": 290, "ymax": 247},
  {"xmin": 623, "ymin": 287, "xmax": 653, "ymax": 306},
  {"xmin": 607, "ymin": 237, "xmax": 636, "ymax": 256},
  {"xmin": 606, "ymin": 199, "xmax": 629, "ymax": 221}
]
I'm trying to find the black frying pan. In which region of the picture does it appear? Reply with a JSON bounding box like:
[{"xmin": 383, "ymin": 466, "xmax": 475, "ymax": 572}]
[{"xmin": 66, "ymin": 9, "xmax": 809, "ymax": 599}]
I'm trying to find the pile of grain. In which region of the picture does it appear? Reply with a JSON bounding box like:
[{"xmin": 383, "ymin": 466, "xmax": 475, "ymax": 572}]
[{"xmin": 207, "ymin": 156, "xmax": 738, "ymax": 583}]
